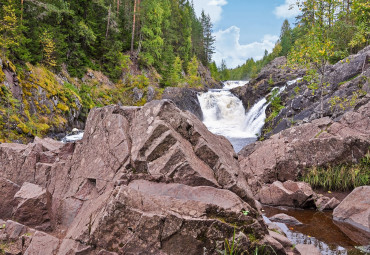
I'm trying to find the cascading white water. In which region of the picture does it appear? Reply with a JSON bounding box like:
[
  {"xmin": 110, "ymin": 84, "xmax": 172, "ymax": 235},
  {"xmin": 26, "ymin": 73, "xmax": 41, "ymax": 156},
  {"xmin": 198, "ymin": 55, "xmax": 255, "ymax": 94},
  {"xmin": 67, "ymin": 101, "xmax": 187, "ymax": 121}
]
[
  {"xmin": 60, "ymin": 78, "xmax": 302, "ymax": 149},
  {"xmin": 198, "ymin": 78, "xmax": 301, "ymax": 152}
]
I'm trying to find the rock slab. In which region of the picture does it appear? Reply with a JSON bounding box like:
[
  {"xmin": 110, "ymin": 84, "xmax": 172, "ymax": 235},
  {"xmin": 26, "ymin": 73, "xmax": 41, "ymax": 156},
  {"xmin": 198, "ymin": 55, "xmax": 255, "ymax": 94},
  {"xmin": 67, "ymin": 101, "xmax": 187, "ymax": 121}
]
[{"xmin": 333, "ymin": 186, "xmax": 370, "ymax": 245}]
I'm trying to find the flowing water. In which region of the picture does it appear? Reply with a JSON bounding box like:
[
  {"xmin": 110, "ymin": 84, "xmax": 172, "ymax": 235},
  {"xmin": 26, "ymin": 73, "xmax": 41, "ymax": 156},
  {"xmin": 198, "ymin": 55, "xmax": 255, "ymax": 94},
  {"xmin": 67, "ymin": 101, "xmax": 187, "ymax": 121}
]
[
  {"xmin": 197, "ymin": 80, "xmax": 294, "ymax": 152},
  {"xmin": 198, "ymin": 81, "xmax": 258, "ymax": 152}
]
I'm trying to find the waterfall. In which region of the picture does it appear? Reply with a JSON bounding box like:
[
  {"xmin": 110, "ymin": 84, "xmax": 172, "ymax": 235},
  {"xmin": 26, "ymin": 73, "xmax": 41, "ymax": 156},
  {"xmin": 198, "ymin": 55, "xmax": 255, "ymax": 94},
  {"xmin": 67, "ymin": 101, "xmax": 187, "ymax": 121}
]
[
  {"xmin": 198, "ymin": 79, "xmax": 301, "ymax": 152},
  {"xmin": 60, "ymin": 79, "xmax": 301, "ymax": 149}
]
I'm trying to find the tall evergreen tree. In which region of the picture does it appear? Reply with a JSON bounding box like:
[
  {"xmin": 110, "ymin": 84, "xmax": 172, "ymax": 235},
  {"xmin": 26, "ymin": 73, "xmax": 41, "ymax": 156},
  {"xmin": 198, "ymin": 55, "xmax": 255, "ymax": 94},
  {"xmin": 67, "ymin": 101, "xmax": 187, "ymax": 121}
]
[{"xmin": 200, "ymin": 10, "xmax": 215, "ymax": 65}]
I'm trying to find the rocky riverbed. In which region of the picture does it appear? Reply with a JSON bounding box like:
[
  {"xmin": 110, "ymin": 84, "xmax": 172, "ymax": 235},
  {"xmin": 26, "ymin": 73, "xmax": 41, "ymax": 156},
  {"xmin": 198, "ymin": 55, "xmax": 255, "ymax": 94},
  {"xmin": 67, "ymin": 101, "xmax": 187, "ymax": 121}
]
[
  {"xmin": 0, "ymin": 98, "xmax": 369, "ymax": 254},
  {"xmin": 0, "ymin": 47, "xmax": 370, "ymax": 254}
]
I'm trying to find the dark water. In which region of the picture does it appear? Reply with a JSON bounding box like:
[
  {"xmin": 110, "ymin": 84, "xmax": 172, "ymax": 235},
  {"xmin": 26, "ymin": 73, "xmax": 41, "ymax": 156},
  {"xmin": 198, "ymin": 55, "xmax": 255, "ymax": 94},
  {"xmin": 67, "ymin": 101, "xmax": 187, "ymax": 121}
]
[
  {"xmin": 227, "ymin": 137, "xmax": 257, "ymax": 152},
  {"xmin": 263, "ymin": 206, "xmax": 368, "ymax": 255}
]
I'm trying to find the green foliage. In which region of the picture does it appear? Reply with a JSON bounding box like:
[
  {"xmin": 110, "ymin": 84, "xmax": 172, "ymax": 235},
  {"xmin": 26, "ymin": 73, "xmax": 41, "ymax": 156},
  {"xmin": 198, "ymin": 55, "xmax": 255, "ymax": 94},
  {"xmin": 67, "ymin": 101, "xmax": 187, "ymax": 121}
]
[
  {"xmin": 265, "ymin": 88, "xmax": 284, "ymax": 123},
  {"xmin": 279, "ymin": 19, "xmax": 293, "ymax": 56},
  {"xmin": 219, "ymin": 59, "xmax": 230, "ymax": 80},
  {"xmin": 139, "ymin": 0, "xmax": 166, "ymax": 67},
  {"xmin": 166, "ymin": 56, "xmax": 183, "ymax": 87},
  {"xmin": 209, "ymin": 61, "xmax": 221, "ymax": 81},
  {"xmin": 0, "ymin": 0, "xmax": 215, "ymax": 84},
  {"xmin": 301, "ymin": 152, "xmax": 370, "ymax": 191},
  {"xmin": 186, "ymin": 56, "xmax": 201, "ymax": 88},
  {"xmin": 222, "ymin": 228, "xmax": 238, "ymax": 255}
]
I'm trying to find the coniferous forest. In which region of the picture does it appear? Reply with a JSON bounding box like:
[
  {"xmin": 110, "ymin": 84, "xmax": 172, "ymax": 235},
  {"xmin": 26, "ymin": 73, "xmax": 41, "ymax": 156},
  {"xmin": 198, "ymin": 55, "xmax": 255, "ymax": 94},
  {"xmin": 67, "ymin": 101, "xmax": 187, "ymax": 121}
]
[
  {"xmin": 0, "ymin": 0, "xmax": 215, "ymax": 83},
  {"xmin": 0, "ymin": 0, "xmax": 218, "ymax": 142}
]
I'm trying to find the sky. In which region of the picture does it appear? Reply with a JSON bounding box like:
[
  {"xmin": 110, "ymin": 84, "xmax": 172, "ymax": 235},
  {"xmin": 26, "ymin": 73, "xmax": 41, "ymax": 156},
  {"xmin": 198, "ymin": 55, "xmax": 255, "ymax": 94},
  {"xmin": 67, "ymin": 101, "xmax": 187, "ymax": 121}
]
[{"xmin": 192, "ymin": 0, "xmax": 301, "ymax": 68}]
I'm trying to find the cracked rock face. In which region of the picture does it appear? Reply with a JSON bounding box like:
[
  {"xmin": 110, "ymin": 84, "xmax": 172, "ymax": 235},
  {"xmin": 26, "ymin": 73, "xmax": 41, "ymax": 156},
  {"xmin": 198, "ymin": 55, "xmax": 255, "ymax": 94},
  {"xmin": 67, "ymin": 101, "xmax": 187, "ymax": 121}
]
[
  {"xmin": 0, "ymin": 100, "xmax": 289, "ymax": 254},
  {"xmin": 238, "ymin": 101, "xmax": 370, "ymax": 194}
]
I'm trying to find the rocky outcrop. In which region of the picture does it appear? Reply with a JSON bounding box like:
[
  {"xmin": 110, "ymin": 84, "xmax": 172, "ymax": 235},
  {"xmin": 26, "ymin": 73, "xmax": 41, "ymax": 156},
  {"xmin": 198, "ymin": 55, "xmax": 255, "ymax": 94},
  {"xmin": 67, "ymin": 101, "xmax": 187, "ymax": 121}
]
[
  {"xmin": 238, "ymin": 101, "xmax": 370, "ymax": 194},
  {"xmin": 197, "ymin": 61, "xmax": 222, "ymax": 89},
  {"xmin": 263, "ymin": 46, "xmax": 370, "ymax": 138},
  {"xmin": 230, "ymin": 46, "xmax": 370, "ymax": 139},
  {"xmin": 333, "ymin": 186, "xmax": 370, "ymax": 245},
  {"xmin": 161, "ymin": 87, "xmax": 204, "ymax": 120},
  {"xmin": 257, "ymin": 181, "xmax": 316, "ymax": 209},
  {"xmin": 13, "ymin": 182, "xmax": 53, "ymax": 231},
  {"xmin": 0, "ymin": 100, "xmax": 291, "ymax": 254}
]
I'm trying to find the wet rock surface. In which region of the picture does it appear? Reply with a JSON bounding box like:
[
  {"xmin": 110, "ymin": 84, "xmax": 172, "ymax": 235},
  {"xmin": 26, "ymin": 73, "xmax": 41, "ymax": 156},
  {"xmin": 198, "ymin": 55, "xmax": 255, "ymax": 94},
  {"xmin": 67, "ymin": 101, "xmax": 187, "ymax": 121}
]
[{"xmin": 269, "ymin": 213, "xmax": 303, "ymax": 225}]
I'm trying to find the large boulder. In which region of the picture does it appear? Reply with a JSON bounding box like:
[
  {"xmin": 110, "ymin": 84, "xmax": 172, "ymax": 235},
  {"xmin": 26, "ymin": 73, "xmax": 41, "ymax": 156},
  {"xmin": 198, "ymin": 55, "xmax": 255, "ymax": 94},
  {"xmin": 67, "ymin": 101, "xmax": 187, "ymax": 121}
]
[
  {"xmin": 333, "ymin": 186, "xmax": 370, "ymax": 245},
  {"xmin": 12, "ymin": 182, "xmax": 53, "ymax": 231},
  {"xmin": 65, "ymin": 180, "xmax": 265, "ymax": 254},
  {"xmin": 257, "ymin": 181, "xmax": 316, "ymax": 208},
  {"xmin": 162, "ymin": 87, "xmax": 204, "ymax": 120},
  {"xmin": 24, "ymin": 231, "xmax": 60, "ymax": 255},
  {"xmin": 239, "ymin": 102, "xmax": 370, "ymax": 194}
]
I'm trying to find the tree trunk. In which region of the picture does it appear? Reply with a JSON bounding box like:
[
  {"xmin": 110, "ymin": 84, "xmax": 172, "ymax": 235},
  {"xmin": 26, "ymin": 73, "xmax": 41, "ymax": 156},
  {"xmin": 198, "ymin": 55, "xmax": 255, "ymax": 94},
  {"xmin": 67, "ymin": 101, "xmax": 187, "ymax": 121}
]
[
  {"xmin": 106, "ymin": 4, "xmax": 111, "ymax": 39},
  {"xmin": 21, "ymin": 0, "xmax": 24, "ymax": 23},
  {"xmin": 131, "ymin": 0, "xmax": 137, "ymax": 52},
  {"xmin": 347, "ymin": 0, "xmax": 350, "ymax": 14}
]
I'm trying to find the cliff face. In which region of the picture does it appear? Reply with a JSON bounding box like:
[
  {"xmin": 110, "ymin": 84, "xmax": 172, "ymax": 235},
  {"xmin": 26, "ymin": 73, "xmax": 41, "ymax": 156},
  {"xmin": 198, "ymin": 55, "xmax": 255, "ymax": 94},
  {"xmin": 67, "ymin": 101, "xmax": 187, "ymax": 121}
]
[
  {"xmin": 0, "ymin": 57, "xmax": 217, "ymax": 143},
  {"xmin": 230, "ymin": 46, "xmax": 370, "ymax": 139}
]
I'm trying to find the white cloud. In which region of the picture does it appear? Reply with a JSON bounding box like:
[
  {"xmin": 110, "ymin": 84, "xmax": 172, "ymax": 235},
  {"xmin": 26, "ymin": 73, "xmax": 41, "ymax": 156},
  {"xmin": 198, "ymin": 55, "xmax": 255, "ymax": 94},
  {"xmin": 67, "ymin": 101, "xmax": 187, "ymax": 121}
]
[
  {"xmin": 274, "ymin": 0, "xmax": 300, "ymax": 19},
  {"xmin": 192, "ymin": 0, "xmax": 227, "ymax": 23},
  {"xmin": 213, "ymin": 26, "xmax": 278, "ymax": 68}
]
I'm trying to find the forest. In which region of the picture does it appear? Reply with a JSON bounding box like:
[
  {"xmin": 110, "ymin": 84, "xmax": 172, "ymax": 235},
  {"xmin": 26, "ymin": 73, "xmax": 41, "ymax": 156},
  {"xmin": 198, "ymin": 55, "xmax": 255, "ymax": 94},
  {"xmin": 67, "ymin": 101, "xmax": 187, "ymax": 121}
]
[
  {"xmin": 228, "ymin": 0, "xmax": 369, "ymax": 80},
  {"xmin": 0, "ymin": 0, "xmax": 215, "ymax": 86}
]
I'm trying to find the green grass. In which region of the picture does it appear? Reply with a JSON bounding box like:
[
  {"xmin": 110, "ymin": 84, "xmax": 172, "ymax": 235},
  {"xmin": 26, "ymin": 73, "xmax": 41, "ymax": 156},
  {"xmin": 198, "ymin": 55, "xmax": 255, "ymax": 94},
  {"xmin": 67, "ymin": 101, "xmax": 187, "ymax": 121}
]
[{"xmin": 301, "ymin": 152, "xmax": 370, "ymax": 191}]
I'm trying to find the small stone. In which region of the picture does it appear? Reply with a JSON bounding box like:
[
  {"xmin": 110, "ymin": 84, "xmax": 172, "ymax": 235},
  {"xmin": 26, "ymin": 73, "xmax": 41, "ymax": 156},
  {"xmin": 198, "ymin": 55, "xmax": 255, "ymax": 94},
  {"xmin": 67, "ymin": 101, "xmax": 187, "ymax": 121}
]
[{"xmin": 269, "ymin": 213, "xmax": 303, "ymax": 225}]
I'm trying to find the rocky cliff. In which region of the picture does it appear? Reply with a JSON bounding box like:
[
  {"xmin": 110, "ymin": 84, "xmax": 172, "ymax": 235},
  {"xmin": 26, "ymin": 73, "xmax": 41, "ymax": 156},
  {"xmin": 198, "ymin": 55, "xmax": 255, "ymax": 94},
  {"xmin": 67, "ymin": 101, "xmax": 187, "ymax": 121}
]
[{"xmin": 231, "ymin": 46, "xmax": 370, "ymax": 139}]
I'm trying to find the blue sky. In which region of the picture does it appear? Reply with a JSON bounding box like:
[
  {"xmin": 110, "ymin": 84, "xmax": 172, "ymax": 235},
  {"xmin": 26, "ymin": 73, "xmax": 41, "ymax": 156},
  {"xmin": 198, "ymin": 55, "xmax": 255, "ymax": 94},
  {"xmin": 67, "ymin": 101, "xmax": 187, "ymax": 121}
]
[{"xmin": 192, "ymin": 0, "xmax": 300, "ymax": 68}]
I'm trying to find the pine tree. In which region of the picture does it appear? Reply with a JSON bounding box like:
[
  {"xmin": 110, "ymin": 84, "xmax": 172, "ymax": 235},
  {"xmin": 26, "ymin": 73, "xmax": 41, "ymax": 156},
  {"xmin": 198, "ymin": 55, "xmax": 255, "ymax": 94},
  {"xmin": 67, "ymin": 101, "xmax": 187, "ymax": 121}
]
[
  {"xmin": 200, "ymin": 10, "xmax": 215, "ymax": 65},
  {"xmin": 186, "ymin": 56, "xmax": 201, "ymax": 87},
  {"xmin": 40, "ymin": 30, "xmax": 57, "ymax": 67},
  {"xmin": 139, "ymin": 0, "xmax": 166, "ymax": 66},
  {"xmin": 0, "ymin": 0, "xmax": 22, "ymax": 57},
  {"xmin": 279, "ymin": 19, "xmax": 292, "ymax": 56}
]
